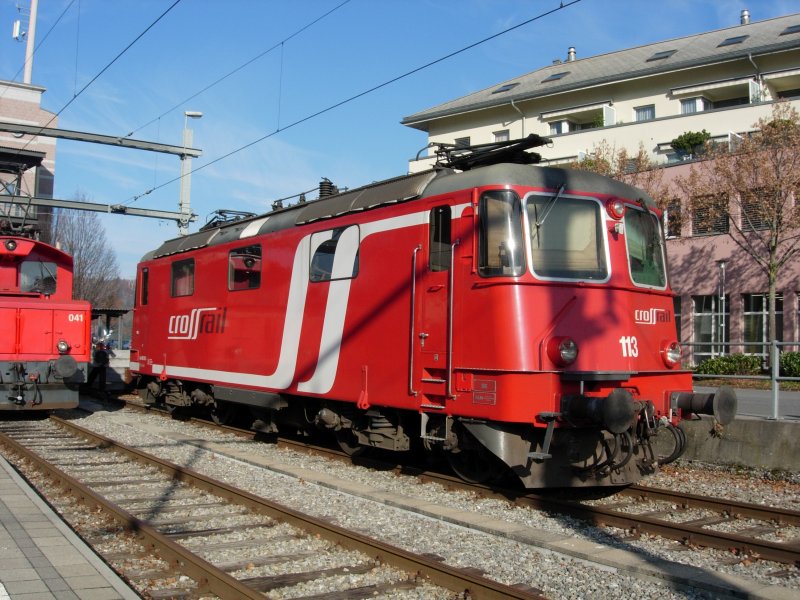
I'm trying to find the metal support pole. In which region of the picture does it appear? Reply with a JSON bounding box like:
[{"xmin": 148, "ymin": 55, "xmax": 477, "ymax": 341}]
[
  {"xmin": 178, "ymin": 131, "xmax": 193, "ymax": 237},
  {"xmin": 771, "ymin": 339, "xmax": 780, "ymax": 420},
  {"xmin": 178, "ymin": 111, "xmax": 202, "ymax": 236},
  {"xmin": 23, "ymin": 0, "xmax": 38, "ymax": 84}
]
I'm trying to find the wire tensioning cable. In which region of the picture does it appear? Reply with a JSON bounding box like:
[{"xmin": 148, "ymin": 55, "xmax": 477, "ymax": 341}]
[{"xmin": 125, "ymin": 0, "xmax": 583, "ymax": 206}]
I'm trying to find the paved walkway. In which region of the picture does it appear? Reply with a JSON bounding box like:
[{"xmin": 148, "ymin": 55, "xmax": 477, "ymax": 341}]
[{"xmin": 0, "ymin": 454, "xmax": 139, "ymax": 600}]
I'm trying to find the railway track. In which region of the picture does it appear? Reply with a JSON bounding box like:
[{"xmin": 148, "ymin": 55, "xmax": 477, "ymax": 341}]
[
  {"xmin": 124, "ymin": 399, "xmax": 800, "ymax": 570},
  {"xmin": 182, "ymin": 415, "xmax": 800, "ymax": 567},
  {"xmin": 0, "ymin": 416, "xmax": 546, "ymax": 600}
]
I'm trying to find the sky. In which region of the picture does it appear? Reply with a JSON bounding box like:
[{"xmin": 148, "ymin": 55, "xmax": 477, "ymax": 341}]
[{"xmin": 0, "ymin": 0, "xmax": 797, "ymax": 279}]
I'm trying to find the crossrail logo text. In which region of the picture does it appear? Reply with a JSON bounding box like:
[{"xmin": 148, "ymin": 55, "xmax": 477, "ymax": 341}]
[
  {"xmin": 634, "ymin": 308, "xmax": 671, "ymax": 325},
  {"xmin": 168, "ymin": 307, "xmax": 227, "ymax": 340}
]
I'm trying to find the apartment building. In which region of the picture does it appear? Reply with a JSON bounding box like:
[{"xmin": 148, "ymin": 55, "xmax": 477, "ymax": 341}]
[{"xmin": 402, "ymin": 10, "xmax": 800, "ymax": 362}]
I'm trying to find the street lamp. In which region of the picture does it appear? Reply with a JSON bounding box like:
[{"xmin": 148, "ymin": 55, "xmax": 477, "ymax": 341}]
[
  {"xmin": 179, "ymin": 111, "xmax": 203, "ymax": 236},
  {"xmin": 717, "ymin": 259, "xmax": 727, "ymax": 356}
]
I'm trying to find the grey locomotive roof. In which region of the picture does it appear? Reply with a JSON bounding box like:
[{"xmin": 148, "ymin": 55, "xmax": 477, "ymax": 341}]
[
  {"xmin": 402, "ymin": 13, "xmax": 800, "ymax": 130},
  {"xmin": 142, "ymin": 163, "xmax": 654, "ymax": 262}
]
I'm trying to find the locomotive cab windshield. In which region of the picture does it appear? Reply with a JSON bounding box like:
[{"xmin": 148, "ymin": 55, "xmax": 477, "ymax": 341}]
[
  {"xmin": 624, "ymin": 206, "xmax": 667, "ymax": 288},
  {"xmin": 20, "ymin": 260, "xmax": 58, "ymax": 295}
]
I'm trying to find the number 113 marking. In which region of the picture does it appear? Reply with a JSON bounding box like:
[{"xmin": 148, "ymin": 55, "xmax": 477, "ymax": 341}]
[{"xmin": 619, "ymin": 335, "xmax": 639, "ymax": 357}]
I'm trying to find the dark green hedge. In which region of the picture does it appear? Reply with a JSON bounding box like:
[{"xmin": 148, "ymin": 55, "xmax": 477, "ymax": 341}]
[
  {"xmin": 694, "ymin": 354, "xmax": 762, "ymax": 375},
  {"xmin": 780, "ymin": 351, "xmax": 800, "ymax": 378},
  {"xmin": 695, "ymin": 351, "xmax": 800, "ymax": 377}
]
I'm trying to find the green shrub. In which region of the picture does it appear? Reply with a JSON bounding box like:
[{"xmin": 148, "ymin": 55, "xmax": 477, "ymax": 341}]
[
  {"xmin": 670, "ymin": 130, "xmax": 711, "ymax": 155},
  {"xmin": 694, "ymin": 353, "xmax": 762, "ymax": 375},
  {"xmin": 780, "ymin": 351, "xmax": 800, "ymax": 378}
]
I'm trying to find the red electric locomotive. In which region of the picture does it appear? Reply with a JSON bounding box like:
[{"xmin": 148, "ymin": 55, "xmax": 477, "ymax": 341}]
[
  {"xmin": 0, "ymin": 229, "xmax": 91, "ymax": 412},
  {"xmin": 130, "ymin": 137, "xmax": 735, "ymax": 488}
]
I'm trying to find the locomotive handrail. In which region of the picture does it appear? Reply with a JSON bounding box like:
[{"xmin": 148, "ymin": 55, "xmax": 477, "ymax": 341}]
[
  {"xmin": 446, "ymin": 239, "xmax": 461, "ymax": 399},
  {"xmin": 409, "ymin": 245, "xmax": 422, "ymax": 397}
]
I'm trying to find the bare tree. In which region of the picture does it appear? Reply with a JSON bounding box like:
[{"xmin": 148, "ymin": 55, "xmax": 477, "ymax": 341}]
[
  {"xmin": 571, "ymin": 140, "xmax": 670, "ymax": 207},
  {"xmin": 47, "ymin": 196, "xmax": 122, "ymax": 306},
  {"xmin": 677, "ymin": 102, "xmax": 800, "ymax": 348}
]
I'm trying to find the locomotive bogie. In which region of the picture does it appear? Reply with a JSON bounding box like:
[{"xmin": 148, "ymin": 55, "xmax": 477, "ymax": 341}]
[{"xmin": 130, "ymin": 163, "xmax": 735, "ymax": 488}]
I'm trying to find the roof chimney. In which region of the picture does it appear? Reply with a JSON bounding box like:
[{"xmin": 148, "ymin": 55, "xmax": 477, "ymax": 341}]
[
  {"xmin": 567, "ymin": 47, "xmax": 576, "ymax": 62},
  {"xmin": 740, "ymin": 9, "xmax": 750, "ymax": 25}
]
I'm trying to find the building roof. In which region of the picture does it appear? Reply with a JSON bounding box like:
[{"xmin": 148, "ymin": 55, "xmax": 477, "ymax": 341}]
[{"xmin": 402, "ymin": 13, "xmax": 800, "ymax": 130}]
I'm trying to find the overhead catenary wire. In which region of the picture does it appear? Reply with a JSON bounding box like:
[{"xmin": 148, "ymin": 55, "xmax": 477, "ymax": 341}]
[
  {"xmin": 123, "ymin": 0, "xmax": 353, "ymax": 140},
  {"xmin": 9, "ymin": 0, "xmax": 183, "ymax": 158},
  {"xmin": 125, "ymin": 0, "xmax": 583, "ymax": 207}
]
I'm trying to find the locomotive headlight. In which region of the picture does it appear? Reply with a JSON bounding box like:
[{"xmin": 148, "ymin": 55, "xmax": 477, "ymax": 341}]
[
  {"xmin": 606, "ymin": 198, "xmax": 626, "ymax": 220},
  {"xmin": 661, "ymin": 340, "xmax": 682, "ymax": 368},
  {"xmin": 4, "ymin": 239, "xmax": 17, "ymax": 251},
  {"xmin": 57, "ymin": 340, "xmax": 71, "ymax": 354},
  {"xmin": 547, "ymin": 336, "xmax": 579, "ymax": 366}
]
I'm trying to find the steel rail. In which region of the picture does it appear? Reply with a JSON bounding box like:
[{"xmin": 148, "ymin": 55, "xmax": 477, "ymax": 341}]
[
  {"xmin": 0, "ymin": 429, "xmax": 263, "ymax": 599},
  {"xmin": 47, "ymin": 416, "xmax": 545, "ymax": 600},
  {"xmin": 623, "ymin": 485, "xmax": 800, "ymax": 526},
  {"xmin": 121, "ymin": 399, "xmax": 800, "ymax": 565}
]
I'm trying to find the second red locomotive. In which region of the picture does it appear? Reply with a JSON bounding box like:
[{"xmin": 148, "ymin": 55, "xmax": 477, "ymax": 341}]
[
  {"xmin": 130, "ymin": 138, "xmax": 735, "ymax": 488},
  {"xmin": 0, "ymin": 229, "xmax": 91, "ymax": 412}
]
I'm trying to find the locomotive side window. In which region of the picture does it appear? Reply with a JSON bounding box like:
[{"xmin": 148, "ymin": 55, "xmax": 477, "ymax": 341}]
[
  {"xmin": 171, "ymin": 258, "xmax": 195, "ymax": 297},
  {"xmin": 310, "ymin": 226, "xmax": 360, "ymax": 282},
  {"xmin": 139, "ymin": 268, "xmax": 149, "ymax": 306},
  {"xmin": 228, "ymin": 245, "xmax": 262, "ymax": 291},
  {"xmin": 20, "ymin": 260, "xmax": 57, "ymax": 294},
  {"xmin": 625, "ymin": 208, "xmax": 667, "ymax": 288},
  {"xmin": 429, "ymin": 205, "xmax": 451, "ymax": 271},
  {"xmin": 478, "ymin": 190, "xmax": 524, "ymax": 277},
  {"xmin": 526, "ymin": 195, "xmax": 608, "ymax": 280}
]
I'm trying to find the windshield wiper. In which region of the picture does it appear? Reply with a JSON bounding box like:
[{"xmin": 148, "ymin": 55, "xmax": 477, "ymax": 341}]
[{"xmin": 535, "ymin": 184, "xmax": 566, "ymax": 228}]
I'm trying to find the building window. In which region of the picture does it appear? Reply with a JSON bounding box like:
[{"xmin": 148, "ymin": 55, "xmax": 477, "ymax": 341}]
[
  {"xmin": 743, "ymin": 293, "xmax": 783, "ymax": 356},
  {"xmin": 647, "ymin": 49, "xmax": 677, "ymax": 62},
  {"xmin": 549, "ymin": 120, "xmax": 572, "ymax": 135},
  {"xmin": 171, "ymin": 258, "xmax": 195, "ymax": 297},
  {"xmin": 542, "ymin": 71, "xmax": 570, "ymax": 83},
  {"xmin": 493, "ymin": 129, "xmax": 510, "ymax": 143},
  {"xmin": 713, "ymin": 96, "xmax": 749, "ymax": 109},
  {"xmin": 740, "ymin": 189, "xmax": 770, "ymax": 231},
  {"xmin": 680, "ymin": 97, "xmax": 709, "ymax": 114},
  {"xmin": 634, "ymin": 105, "xmax": 655, "ymax": 121},
  {"xmin": 454, "ymin": 137, "xmax": 470, "ymax": 148},
  {"xmin": 665, "ymin": 199, "xmax": 682, "ymax": 238},
  {"xmin": 691, "ymin": 194, "xmax": 729, "ymax": 235},
  {"xmin": 692, "ymin": 294, "xmax": 729, "ymax": 364},
  {"xmin": 673, "ymin": 296, "xmax": 682, "ymax": 341},
  {"xmin": 228, "ymin": 245, "xmax": 262, "ymax": 291},
  {"xmin": 718, "ymin": 35, "xmax": 748, "ymax": 47},
  {"xmin": 492, "ymin": 82, "xmax": 519, "ymax": 94}
]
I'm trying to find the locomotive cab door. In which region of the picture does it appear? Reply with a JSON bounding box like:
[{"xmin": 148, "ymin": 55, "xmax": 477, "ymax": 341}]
[{"xmin": 412, "ymin": 204, "xmax": 454, "ymax": 401}]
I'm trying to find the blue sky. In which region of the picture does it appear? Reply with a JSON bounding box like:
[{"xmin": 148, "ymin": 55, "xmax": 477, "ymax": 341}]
[{"xmin": 0, "ymin": 0, "xmax": 796, "ymax": 278}]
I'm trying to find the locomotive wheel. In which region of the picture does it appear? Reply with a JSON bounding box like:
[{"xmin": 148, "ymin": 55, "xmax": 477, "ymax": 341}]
[
  {"xmin": 335, "ymin": 429, "xmax": 366, "ymax": 457},
  {"xmin": 445, "ymin": 429, "xmax": 500, "ymax": 484},
  {"xmin": 209, "ymin": 401, "xmax": 236, "ymax": 426},
  {"xmin": 166, "ymin": 404, "xmax": 190, "ymax": 421}
]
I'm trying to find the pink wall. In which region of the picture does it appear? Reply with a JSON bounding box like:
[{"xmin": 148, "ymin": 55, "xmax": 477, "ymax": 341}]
[{"xmin": 659, "ymin": 162, "xmax": 800, "ymax": 352}]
